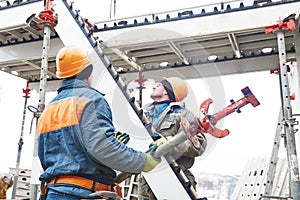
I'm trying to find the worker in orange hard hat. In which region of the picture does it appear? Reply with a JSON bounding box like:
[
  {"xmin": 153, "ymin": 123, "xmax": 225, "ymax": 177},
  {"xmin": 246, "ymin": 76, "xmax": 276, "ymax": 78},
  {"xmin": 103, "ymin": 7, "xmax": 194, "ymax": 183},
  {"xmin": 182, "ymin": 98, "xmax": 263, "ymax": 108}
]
[
  {"xmin": 55, "ymin": 45, "xmax": 94, "ymax": 80},
  {"xmin": 151, "ymin": 77, "xmax": 188, "ymax": 102},
  {"xmin": 0, "ymin": 172, "xmax": 13, "ymax": 199},
  {"xmin": 140, "ymin": 77, "xmax": 207, "ymax": 200},
  {"xmin": 37, "ymin": 46, "xmax": 167, "ymax": 200}
]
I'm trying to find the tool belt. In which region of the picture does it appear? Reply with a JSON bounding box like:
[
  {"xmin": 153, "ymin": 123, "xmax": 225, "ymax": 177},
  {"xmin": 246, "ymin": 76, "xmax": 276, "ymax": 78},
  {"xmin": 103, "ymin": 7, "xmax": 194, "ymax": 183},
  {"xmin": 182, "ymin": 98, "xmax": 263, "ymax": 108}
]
[{"xmin": 46, "ymin": 175, "xmax": 122, "ymax": 198}]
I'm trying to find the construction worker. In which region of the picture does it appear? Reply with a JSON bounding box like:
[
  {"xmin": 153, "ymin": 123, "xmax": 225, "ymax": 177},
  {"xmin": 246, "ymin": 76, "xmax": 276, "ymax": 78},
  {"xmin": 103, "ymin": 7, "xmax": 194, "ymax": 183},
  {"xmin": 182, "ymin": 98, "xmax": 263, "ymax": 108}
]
[
  {"xmin": 140, "ymin": 77, "xmax": 207, "ymax": 200},
  {"xmin": 0, "ymin": 172, "xmax": 13, "ymax": 199},
  {"xmin": 36, "ymin": 46, "xmax": 166, "ymax": 200}
]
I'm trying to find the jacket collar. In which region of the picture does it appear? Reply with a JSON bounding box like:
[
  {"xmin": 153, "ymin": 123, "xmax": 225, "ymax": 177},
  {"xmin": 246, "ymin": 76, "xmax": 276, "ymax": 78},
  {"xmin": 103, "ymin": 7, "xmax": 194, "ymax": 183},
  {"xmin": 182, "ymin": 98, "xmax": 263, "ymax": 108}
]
[
  {"xmin": 152, "ymin": 100, "xmax": 172, "ymax": 105},
  {"xmin": 57, "ymin": 79, "xmax": 104, "ymax": 95}
]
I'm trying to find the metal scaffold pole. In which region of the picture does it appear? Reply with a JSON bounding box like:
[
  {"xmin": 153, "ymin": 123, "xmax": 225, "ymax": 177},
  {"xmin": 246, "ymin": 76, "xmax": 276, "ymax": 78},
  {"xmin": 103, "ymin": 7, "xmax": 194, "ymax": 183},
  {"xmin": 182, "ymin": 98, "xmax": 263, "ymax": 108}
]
[
  {"xmin": 265, "ymin": 18, "xmax": 300, "ymax": 199},
  {"xmin": 30, "ymin": 1, "xmax": 57, "ymax": 199},
  {"xmin": 277, "ymin": 29, "xmax": 300, "ymax": 200},
  {"xmin": 11, "ymin": 81, "xmax": 31, "ymax": 199}
]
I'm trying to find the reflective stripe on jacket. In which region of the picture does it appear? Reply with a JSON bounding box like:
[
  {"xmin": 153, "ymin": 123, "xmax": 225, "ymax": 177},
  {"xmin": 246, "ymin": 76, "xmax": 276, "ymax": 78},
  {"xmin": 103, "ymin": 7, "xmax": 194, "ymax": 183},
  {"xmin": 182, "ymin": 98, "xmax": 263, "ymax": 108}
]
[{"xmin": 37, "ymin": 79, "xmax": 146, "ymax": 184}]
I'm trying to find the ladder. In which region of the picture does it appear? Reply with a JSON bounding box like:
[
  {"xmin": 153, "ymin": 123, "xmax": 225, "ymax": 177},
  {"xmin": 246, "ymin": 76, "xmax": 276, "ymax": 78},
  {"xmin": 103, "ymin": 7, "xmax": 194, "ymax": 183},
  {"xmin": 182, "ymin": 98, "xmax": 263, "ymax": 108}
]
[
  {"xmin": 121, "ymin": 174, "xmax": 142, "ymax": 200},
  {"xmin": 262, "ymin": 17, "xmax": 300, "ymax": 200},
  {"xmin": 51, "ymin": 0, "xmax": 202, "ymax": 199}
]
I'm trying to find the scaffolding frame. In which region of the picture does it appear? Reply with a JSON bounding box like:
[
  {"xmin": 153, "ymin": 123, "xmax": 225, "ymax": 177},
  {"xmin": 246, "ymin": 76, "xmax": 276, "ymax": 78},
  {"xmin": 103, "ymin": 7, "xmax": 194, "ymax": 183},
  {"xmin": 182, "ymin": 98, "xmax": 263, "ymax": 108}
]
[{"xmin": 263, "ymin": 18, "xmax": 300, "ymax": 200}]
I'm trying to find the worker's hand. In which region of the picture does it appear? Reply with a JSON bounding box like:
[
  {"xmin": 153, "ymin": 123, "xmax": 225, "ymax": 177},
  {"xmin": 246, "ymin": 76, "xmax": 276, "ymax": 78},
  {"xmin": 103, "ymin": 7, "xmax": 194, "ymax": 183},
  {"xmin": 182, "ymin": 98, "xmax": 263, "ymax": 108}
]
[
  {"xmin": 149, "ymin": 136, "xmax": 167, "ymax": 148},
  {"xmin": 114, "ymin": 130, "xmax": 130, "ymax": 144},
  {"xmin": 190, "ymin": 116, "xmax": 207, "ymax": 133},
  {"xmin": 143, "ymin": 137, "xmax": 167, "ymax": 172}
]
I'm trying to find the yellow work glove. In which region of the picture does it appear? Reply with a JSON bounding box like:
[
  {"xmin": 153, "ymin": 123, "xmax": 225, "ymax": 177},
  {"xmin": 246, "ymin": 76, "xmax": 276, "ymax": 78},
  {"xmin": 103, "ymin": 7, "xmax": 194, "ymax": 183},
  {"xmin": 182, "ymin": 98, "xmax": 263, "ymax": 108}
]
[
  {"xmin": 143, "ymin": 137, "xmax": 167, "ymax": 172},
  {"xmin": 150, "ymin": 136, "xmax": 167, "ymax": 147},
  {"xmin": 114, "ymin": 130, "xmax": 130, "ymax": 144}
]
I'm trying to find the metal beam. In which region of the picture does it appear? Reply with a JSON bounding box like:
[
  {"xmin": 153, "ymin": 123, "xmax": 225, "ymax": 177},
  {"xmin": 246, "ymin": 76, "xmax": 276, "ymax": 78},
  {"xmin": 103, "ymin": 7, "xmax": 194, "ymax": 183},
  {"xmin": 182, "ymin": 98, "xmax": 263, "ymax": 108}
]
[
  {"xmin": 94, "ymin": 1, "xmax": 300, "ymax": 47},
  {"xmin": 167, "ymin": 41, "xmax": 189, "ymax": 65},
  {"xmin": 23, "ymin": 60, "xmax": 56, "ymax": 77},
  {"xmin": 110, "ymin": 48, "xmax": 142, "ymax": 70},
  {"xmin": 227, "ymin": 33, "xmax": 241, "ymax": 58}
]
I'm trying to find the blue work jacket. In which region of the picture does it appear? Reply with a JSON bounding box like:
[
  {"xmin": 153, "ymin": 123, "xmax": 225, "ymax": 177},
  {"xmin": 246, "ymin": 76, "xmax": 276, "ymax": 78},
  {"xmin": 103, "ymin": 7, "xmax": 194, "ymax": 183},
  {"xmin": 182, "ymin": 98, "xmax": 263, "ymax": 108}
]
[{"xmin": 37, "ymin": 79, "xmax": 146, "ymax": 197}]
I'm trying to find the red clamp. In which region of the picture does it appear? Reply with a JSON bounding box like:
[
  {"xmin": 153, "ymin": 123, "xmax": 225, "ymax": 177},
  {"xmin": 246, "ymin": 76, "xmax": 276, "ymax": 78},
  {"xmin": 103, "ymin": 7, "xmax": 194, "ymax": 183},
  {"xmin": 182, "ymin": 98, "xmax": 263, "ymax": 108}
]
[
  {"xmin": 290, "ymin": 92, "xmax": 295, "ymax": 100},
  {"xmin": 23, "ymin": 80, "xmax": 31, "ymax": 98},
  {"xmin": 265, "ymin": 17, "xmax": 296, "ymax": 34},
  {"xmin": 37, "ymin": 0, "xmax": 57, "ymax": 30},
  {"xmin": 270, "ymin": 65, "xmax": 290, "ymax": 74}
]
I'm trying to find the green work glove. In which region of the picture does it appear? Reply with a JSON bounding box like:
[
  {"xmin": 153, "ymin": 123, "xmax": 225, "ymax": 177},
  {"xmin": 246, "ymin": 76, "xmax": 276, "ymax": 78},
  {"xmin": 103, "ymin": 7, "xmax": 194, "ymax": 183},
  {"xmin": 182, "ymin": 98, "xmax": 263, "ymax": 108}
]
[
  {"xmin": 143, "ymin": 137, "xmax": 167, "ymax": 172},
  {"xmin": 114, "ymin": 130, "xmax": 130, "ymax": 144}
]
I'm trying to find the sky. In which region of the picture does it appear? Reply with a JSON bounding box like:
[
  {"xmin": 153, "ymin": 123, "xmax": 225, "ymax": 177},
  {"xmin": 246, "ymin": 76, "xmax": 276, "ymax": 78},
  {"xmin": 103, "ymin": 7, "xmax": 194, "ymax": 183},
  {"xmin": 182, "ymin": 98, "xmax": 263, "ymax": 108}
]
[{"xmin": 0, "ymin": 0, "xmax": 296, "ymax": 179}]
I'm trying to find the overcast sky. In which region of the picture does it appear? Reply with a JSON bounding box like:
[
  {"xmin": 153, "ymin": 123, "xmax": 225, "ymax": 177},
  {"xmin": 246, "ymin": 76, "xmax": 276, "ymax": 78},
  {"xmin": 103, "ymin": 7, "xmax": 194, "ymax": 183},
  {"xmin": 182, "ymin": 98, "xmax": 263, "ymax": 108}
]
[{"xmin": 0, "ymin": 0, "xmax": 293, "ymax": 178}]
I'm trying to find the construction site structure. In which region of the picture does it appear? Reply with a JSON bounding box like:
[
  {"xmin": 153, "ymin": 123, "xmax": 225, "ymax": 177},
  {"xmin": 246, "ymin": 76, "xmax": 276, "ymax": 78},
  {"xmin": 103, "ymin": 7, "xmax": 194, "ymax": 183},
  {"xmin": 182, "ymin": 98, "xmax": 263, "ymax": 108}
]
[
  {"xmin": 11, "ymin": 80, "xmax": 30, "ymax": 199},
  {"xmin": 231, "ymin": 16, "xmax": 300, "ymax": 200},
  {"xmin": 0, "ymin": 0, "xmax": 300, "ymax": 199},
  {"xmin": 9, "ymin": 167, "xmax": 32, "ymax": 199}
]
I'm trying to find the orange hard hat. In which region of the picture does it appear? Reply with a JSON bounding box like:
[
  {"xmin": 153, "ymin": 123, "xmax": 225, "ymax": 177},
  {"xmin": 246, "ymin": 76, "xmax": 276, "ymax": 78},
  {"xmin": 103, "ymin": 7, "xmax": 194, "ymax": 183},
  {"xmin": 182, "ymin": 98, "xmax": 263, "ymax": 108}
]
[
  {"xmin": 161, "ymin": 77, "xmax": 188, "ymax": 102},
  {"xmin": 56, "ymin": 46, "xmax": 92, "ymax": 79}
]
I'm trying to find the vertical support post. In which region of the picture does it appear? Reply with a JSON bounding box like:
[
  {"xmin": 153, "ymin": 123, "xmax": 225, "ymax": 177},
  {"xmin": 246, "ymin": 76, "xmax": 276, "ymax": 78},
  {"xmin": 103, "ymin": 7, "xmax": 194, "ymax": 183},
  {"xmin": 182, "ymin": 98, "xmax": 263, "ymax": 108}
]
[
  {"xmin": 276, "ymin": 29, "xmax": 300, "ymax": 200},
  {"xmin": 292, "ymin": 24, "xmax": 300, "ymax": 174},
  {"xmin": 30, "ymin": 23, "xmax": 51, "ymax": 200},
  {"xmin": 30, "ymin": 1, "xmax": 57, "ymax": 199},
  {"xmin": 11, "ymin": 81, "xmax": 31, "ymax": 199}
]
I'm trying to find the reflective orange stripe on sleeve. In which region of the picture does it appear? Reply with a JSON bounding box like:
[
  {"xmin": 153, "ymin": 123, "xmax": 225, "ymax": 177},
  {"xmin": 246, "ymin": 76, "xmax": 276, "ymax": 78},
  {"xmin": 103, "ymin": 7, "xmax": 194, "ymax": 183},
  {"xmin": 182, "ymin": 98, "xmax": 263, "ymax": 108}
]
[{"xmin": 37, "ymin": 97, "xmax": 90, "ymax": 135}]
